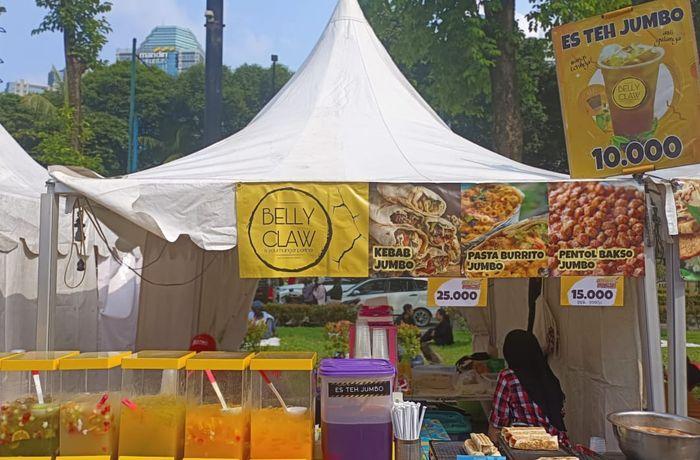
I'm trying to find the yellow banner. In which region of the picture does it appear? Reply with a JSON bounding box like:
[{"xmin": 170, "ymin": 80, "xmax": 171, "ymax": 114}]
[
  {"xmin": 427, "ymin": 278, "xmax": 487, "ymax": 307},
  {"xmin": 560, "ymin": 276, "xmax": 624, "ymax": 306},
  {"xmin": 552, "ymin": 0, "xmax": 700, "ymax": 178},
  {"xmin": 237, "ymin": 183, "xmax": 369, "ymax": 278}
]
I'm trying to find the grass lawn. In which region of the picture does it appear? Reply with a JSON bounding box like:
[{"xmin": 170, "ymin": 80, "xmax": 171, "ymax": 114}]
[
  {"xmin": 275, "ymin": 326, "xmax": 473, "ymax": 363},
  {"xmin": 275, "ymin": 327, "xmax": 700, "ymax": 365}
]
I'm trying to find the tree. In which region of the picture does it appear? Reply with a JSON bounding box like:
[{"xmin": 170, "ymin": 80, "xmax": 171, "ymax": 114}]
[
  {"xmin": 32, "ymin": 0, "xmax": 112, "ymax": 152},
  {"xmin": 82, "ymin": 60, "xmax": 176, "ymax": 172},
  {"xmin": 484, "ymin": 0, "xmax": 523, "ymax": 160}
]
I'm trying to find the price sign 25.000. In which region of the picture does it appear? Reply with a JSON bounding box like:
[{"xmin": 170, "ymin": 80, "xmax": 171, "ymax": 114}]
[{"xmin": 428, "ymin": 278, "xmax": 487, "ymax": 308}]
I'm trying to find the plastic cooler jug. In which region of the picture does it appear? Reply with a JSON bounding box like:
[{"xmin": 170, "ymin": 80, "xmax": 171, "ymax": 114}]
[
  {"xmin": 249, "ymin": 352, "xmax": 316, "ymax": 460},
  {"xmin": 319, "ymin": 359, "xmax": 395, "ymax": 460},
  {"xmin": 58, "ymin": 351, "xmax": 130, "ymax": 459},
  {"xmin": 118, "ymin": 350, "xmax": 195, "ymax": 459},
  {"xmin": 184, "ymin": 351, "xmax": 253, "ymax": 460},
  {"xmin": 0, "ymin": 351, "xmax": 78, "ymax": 459}
]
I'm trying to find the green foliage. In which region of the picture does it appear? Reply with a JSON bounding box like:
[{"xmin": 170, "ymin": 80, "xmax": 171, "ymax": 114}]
[
  {"xmin": 263, "ymin": 303, "xmax": 358, "ymax": 327},
  {"xmin": 397, "ymin": 323, "xmax": 421, "ymax": 363},
  {"xmin": 34, "ymin": 106, "xmax": 103, "ymax": 172},
  {"xmin": 324, "ymin": 320, "xmax": 352, "ymax": 358},
  {"xmin": 32, "ymin": 0, "xmax": 112, "ymax": 69},
  {"xmin": 240, "ymin": 320, "xmax": 268, "ymax": 352},
  {"xmin": 527, "ymin": 0, "xmax": 631, "ymax": 35},
  {"xmin": 82, "ymin": 61, "xmax": 176, "ymax": 170}
]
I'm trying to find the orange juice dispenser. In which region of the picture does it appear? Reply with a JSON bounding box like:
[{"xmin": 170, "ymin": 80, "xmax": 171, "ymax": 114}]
[
  {"xmin": 249, "ymin": 353, "xmax": 316, "ymax": 460},
  {"xmin": 118, "ymin": 351, "xmax": 194, "ymax": 460},
  {"xmin": 184, "ymin": 352, "xmax": 253, "ymax": 460},
  {"xmin": 58, "ymin": 352, "xmax": 131, "ymax": 460},
  {"xmin": 0, "ymin": 351, "xmax": 78, "ymax": 459}
]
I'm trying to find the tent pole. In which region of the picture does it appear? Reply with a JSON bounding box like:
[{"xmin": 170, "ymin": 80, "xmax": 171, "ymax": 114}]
[
  {"xmin": 665, "ymin": 237, "xmax": 688, "ymax": 416},
  {"xmin": 36, "ymin": 180, "xmax": 59, "ymax": 351},
  {"xmin": 640, "ymin": 190, "xmax": 665, "ymax": 412}
]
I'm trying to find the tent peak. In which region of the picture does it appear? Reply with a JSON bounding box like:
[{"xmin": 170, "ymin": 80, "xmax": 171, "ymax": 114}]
[{"xmin": 331, "ymin": 0, "xmax": 367, "ymax": 24}]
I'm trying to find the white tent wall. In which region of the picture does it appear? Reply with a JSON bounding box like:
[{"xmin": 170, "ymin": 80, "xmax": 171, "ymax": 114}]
[
  {"xmin": 460, "ymin": 277, "xmax": 645, "ymax": 449},
  {"xmin": 131, "ymin": 233, "xmax": 257, "ymax": 350},
  {"xmin": 0, "ymin": 239, "xmax": 100, "ymax": 352}
]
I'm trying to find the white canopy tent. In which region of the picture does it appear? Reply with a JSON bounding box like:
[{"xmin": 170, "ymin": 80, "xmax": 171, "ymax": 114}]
[
  {"xmin": 0, "ymin": 123, "xmax": 140, "ymax": 352},
  {"xmin": 44, "ymin": 0, "xmax": 666, "ymax": 448}
]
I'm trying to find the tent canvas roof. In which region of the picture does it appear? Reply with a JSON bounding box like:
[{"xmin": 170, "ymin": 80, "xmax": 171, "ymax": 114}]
[
  {"xmin": 0, "ymin": 123, "xmax": 49, "ymax": 251},
  {"xmin": 52, "ymin": 0, "xmax": 566, "ymax": 251}
]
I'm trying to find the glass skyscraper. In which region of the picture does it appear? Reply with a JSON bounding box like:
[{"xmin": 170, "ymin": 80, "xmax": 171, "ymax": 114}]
[{"xmin": 117, "ymin": 26, "xmax": 204, "ymax": 76}]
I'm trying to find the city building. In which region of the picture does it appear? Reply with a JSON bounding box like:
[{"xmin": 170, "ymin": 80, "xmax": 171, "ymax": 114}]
[
  {"xmin": 47, "ymin": 67, "xmax": 65, "ymax": 89},
  {"xmin": 116, "ymin": 26, "xmax": 204, "ymax": 76},
  {"xmin": 4, "ymin": 79, "xmax": 48, "ymax": 96}
]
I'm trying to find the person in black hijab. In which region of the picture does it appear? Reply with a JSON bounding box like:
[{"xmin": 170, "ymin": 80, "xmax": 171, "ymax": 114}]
[{"xmin": 488, "ymin": 329, "xmax": 570, "ymax": 445}]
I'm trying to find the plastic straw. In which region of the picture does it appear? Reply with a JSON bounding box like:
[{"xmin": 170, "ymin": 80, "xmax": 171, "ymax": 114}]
[
  {"xmin": 205, "ymin": 369, "xmax": 228, "ymax": 410},
  {"xmin": 31, "ymin": 371, "xmax": 44, "ymax": 405},
  {"xmin": 121, "ymin": 398, "xmax": 138, "ymax": 411},
  {"xmin": 258, "ymin": 370, "xmax": 289, "ymax": 411},
  {"xmin": 392, "ymin": 401, "xmax": 425, "ymax": 441}
]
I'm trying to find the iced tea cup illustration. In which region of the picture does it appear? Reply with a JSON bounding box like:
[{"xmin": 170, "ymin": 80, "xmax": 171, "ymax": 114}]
[{"xmin": 598, "ymin": 44, "xmax": 665, "ymax": 139}]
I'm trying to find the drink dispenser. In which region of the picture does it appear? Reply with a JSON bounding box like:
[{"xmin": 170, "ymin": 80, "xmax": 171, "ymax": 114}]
[
  {"xmin": 249, "ymin": 352, "xmax": 316, "ymax": 460},
  {"xmin": 58, "ymin": 351, "xmax": 130, "ymax": 459},
  {"xmin": 118, "ymin": 351, "xmax": 195, "ymax": 459},
  {"xmin": 319, "ymin": 359, "xmax": 395, "ymax": 460},
  {"xmin": 0, "ymin": 351, "xmax": 78, "ymax": 458},
  {"xmin": 184, "ymin": 352, "xmax": 253, "ymax": 460}
]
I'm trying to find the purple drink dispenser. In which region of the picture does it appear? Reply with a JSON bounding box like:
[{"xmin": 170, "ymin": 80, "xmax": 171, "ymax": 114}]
[{"xmin": 319, "ymin": 359, "xmax": 395, "ymax": 460}]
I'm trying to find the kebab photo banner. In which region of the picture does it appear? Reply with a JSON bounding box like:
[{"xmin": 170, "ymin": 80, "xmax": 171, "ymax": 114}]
[
  {"xmin": 237, "ymin": 183, "xmax": 369, "ymax": 278},
  {"xmin": 672, "ymin": 179, "xmax": 700, "ymax": 281},
  {"xmin": 237, "ymin": 181, "xmax": 645, "ymax": 278},
  {"xmin": 552, "ymin": 0, "xmax": 700, "ymax": 179}
]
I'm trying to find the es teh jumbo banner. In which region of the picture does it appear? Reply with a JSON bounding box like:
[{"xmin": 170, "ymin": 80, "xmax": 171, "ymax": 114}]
[
  {"xmin": 237, "ymin": 183, "xmax": 369, "ymax": 278},
  {"xmin": 552, "ymin": 0, "xmax": 700, "ymax": 178},
  {"xmin": 237, "ymin": 181, "xmax": 645, "ymax": 278}
]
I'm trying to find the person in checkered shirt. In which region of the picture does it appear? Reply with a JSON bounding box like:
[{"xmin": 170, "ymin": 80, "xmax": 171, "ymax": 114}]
[{"xmin": 487, "ymin": 329, "xmax": 571, "ymax": 447}]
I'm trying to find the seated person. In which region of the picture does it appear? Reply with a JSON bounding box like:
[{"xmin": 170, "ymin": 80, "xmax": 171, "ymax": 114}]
[
  {"xmin": 395, "ymin": 304, "xmax": 416, "ymax": 326},
  {"xmin": 488, "ymin": 329, "xmax": 573, "ymax": 448},
  {"xmin": 248, "ymin": 300, "xmax": 276, "ymax": 339},
  {"xmin": 420, "ymin": 308, "xmax": 454, "ymax": 363}
]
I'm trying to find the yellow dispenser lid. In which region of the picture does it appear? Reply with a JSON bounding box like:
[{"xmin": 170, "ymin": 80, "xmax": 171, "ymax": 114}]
[
  {"xmin": 59, "ymin": 351, "xmax": 132, "ymax": 370},
  {"xmin": 250, "ymin": 352, "xmax": 316, "ymax": 371},
  {"xmin": 0, "ymin": 351, "xmax": 79, "ymax": 371},
  {"xmin": 186, "ymin": 351, "xmax": 253, "ymax": 371},
  {"xmin": 121, "ymin": 350, "xmax": 195, "ymax": 370},
  {"xmin": 0, "ymin": 352, "xmax": 18, "ymax": 362}
]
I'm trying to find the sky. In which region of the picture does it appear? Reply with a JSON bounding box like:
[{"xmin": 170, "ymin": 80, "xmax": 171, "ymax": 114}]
[{"xmin": 0, "ymin": 0, "xmax": 537, "ymax": 86}]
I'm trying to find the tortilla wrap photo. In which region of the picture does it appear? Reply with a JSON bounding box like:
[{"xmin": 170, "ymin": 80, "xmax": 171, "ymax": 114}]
[
  {"xmin": 377, "ymin": 184, "xmax": 447, "ymax": 216},
  {"xmin": 370, "ymin": 203, "xmax": 425, "ymax": 228},
  {"xmin": 370, "ymin": 223, "xmax": 430, "ymax": 259}
]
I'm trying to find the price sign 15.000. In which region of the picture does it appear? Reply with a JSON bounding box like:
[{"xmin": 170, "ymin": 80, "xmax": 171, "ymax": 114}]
[
  {"xmin": 560, "ymin": 276, "xmax": 624, "ymax": 307},
  {"xmin": 428, "ymin": 278, "xmax": 487, "ymax": 308}
]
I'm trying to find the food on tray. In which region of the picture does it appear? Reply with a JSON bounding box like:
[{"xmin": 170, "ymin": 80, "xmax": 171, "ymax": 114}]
[
  {"xmin": 461, "ymin": 184, "xmax": 524, "ymax": 244},
  {"xmin": 502, "ymin": 426, "xmax": 559, "ymax": 451},
  {"xmin": 548, "ymin": 182, "xmax": 645, "ymax": 276},
  {"xmin": 464, "ymin": 217, "xmax": 548, "ymax": 278},
  {"xmin": 464, "ymin": 439, "xmax": 485, "ymax": 456},
  {"xmin": 535, "ymin": 457, "xmax": 578, "ymax": 460},
  {"xmin": 630, "ymin": 425, "xmax": 696, "ymax": 437},
  {"xmin": 377, "ymin": 184, "xmax": 447, "ymax": 216},
  {"xmin": 370, "ymin": 224, "xmax": 429, "ymax": 259},
  {"xmin": 370, "ymin": 204, "xmax": 425, "ymax": 228},
  {"xmin": 468, "ymin": 432, "xmax": 501, "ymax": 456},
  {"xmin": 510, "ymin": 434, "xmax": 559, "ymax": 450}
]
